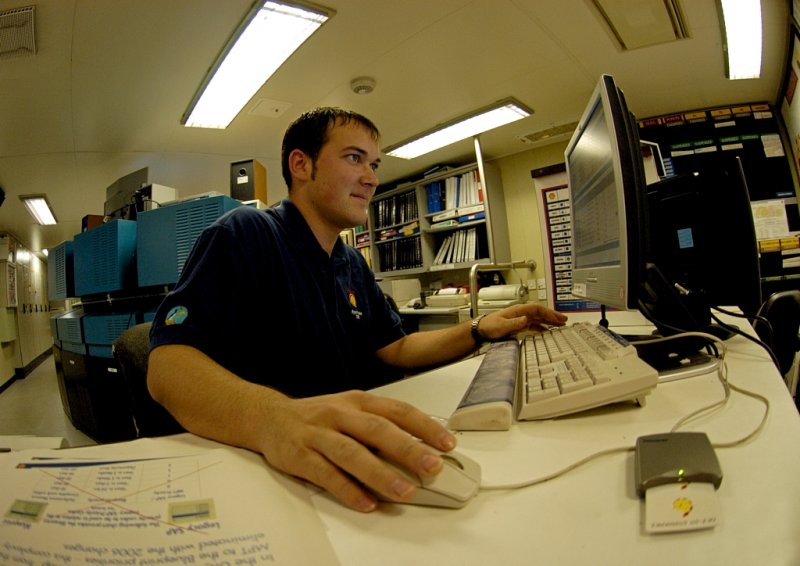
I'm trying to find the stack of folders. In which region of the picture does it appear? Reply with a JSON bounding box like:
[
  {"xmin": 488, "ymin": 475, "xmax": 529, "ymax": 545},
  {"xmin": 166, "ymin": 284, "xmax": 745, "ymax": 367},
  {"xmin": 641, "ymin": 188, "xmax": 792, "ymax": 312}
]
[{"xmin": 433, "ymin": 227, "xmax": 478, "ymax": 266}]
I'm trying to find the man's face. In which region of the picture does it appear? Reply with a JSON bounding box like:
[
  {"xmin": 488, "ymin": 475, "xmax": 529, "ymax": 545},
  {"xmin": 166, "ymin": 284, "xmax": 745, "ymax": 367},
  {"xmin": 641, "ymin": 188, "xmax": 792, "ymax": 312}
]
[{"xmin": 306, "ymin": 120, "xmax": 381, "ymax": 229}]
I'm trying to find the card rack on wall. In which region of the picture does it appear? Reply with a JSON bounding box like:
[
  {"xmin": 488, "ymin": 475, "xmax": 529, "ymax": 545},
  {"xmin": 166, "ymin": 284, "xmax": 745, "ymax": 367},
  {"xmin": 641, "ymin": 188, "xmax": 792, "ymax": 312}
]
[
  {"xmin": 638, "ymin": 103, "xmax": 795, "ymax": 203},
  {"xmin": 639, "ymin": 103, "xmax": 800, "ymax": 297}
]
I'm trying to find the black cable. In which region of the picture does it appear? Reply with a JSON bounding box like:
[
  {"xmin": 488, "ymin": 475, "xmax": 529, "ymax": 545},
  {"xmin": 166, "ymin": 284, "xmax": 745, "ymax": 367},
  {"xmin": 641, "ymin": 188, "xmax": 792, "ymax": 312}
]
[
  {"xmin": 713, "ymin": 305, "xmax": 774, "ymax": 344},
  {"xmin": 141, "ymin": 197, "xmax": 163, "ymax": 209},
  {"xmin": 636, "ymin": 298, "xmax": 720, "ymax": 358},
  {"xmin": 599, "ymin": 304, "xmax": 609, "ymax": 328},
  {"xmin": 709, "ymin": 309, "xmax": 781, "ymax": 371}
]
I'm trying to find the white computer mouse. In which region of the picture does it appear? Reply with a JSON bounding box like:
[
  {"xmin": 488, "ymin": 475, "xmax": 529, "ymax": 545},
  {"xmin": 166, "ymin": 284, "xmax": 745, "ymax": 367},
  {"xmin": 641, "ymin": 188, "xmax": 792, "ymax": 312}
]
[{"xmin": 376, "ymin": 448, "xmax": 482, "ymax": 509}]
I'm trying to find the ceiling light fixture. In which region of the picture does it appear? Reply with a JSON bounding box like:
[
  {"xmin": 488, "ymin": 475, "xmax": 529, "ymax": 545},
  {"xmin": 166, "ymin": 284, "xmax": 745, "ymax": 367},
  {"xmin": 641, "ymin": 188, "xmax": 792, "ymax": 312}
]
[
  {"xmin": 19, "ymin": 194, "xmax": 57, "ymax": 225},
  {"xmin": 182, "ymin": 0, "xmax": 333, "ymax": 129},
  {"xmin": 383, "ymin": 98, "xmax": 533, "ymax": 159},
  {"xmin": 718, "ymin": 0, "xmax": 762, "ymax": 80}
]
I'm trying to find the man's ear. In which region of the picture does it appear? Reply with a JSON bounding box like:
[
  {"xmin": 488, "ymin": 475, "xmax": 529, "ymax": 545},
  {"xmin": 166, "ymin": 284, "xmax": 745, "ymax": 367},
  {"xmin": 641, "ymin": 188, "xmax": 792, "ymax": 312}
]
[{"xmin": 288, "ymin": 149, "xmax": 312, "ymax": 182}]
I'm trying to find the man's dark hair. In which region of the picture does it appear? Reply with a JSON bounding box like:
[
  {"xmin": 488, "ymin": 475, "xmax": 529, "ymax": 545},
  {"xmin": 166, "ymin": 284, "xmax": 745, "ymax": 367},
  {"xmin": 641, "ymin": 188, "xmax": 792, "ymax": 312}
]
[{"xmin": 281, "ymin": 107, "xmax": 380, "ymax": 189}]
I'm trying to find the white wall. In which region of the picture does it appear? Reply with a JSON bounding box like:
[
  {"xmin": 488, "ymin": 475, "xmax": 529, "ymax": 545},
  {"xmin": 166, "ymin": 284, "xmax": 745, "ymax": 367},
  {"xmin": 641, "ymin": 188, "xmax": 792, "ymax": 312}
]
[{"xmin": 491, "ymin": 141, "xmax": 570, "ymax": 294}]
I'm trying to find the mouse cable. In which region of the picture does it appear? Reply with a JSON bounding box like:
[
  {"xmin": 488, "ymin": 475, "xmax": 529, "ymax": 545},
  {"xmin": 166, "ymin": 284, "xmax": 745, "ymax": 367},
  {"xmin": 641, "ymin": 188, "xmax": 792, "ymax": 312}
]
[
  {"xmin": 626, "ymin": 330, "xmax": 769, "ymax": 448},
  {"xmin": 479, "ymin": 330, "xmax": 769, "ymax": 492},
  {"xmin": 652, "ymin": 331, "xmax": 770, "ymax": 448},
  {"xmin": 621, "ymin": 331, "xmax": 732, "ymax": 431},
  {"xmin": 479, "ymin": 444, "xmax": 635, "ymax": 491}
]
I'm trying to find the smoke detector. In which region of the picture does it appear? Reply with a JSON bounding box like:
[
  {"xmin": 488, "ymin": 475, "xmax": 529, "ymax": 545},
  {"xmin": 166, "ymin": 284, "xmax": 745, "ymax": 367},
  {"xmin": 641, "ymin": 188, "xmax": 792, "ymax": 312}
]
[{"xmin": 350, "ymin": 77, "xmax": 376, "ymax": 95}]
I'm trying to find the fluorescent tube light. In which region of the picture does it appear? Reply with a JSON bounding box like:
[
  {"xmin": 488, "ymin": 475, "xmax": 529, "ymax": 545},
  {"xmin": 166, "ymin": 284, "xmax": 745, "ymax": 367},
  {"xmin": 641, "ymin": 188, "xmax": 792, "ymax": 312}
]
[
  {"xmin": 718, "ymin": 0, "xmax": 762, "ymax": 80},
  {"xmin": 384, "ymin": 98, "xmax": 533, "ymax": 159},
  {"xmin": 19, "ymin": 195, "xmax": 57, "ymax": 225},
  {"xmin": 182, "ymin": 1, "xmax": 332, "ymax": 129}
]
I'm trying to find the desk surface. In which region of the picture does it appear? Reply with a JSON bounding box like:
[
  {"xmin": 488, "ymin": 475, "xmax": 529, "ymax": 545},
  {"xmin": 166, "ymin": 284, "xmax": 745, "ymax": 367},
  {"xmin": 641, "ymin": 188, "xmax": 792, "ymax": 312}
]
[
  {"xmin": 2, "ymin": 311, "xmax": 797, "ymax": 565},
  {"xmin": 315, "ymin": 310, "xmax": 800, "ymax": 565}
]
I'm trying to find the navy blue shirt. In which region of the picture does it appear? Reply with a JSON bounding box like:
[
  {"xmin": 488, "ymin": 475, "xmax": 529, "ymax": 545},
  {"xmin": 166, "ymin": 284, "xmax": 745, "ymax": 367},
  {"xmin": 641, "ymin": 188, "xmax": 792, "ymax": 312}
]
[{"xmin": 149, "ymin": 199, "xmax": 406, "ymax": 397}]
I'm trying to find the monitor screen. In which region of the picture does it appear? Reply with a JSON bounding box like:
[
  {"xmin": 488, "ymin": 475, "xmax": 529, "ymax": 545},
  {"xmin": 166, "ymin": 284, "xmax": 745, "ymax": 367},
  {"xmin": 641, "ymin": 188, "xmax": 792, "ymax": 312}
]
[{"xmin": 566, "ymin": 74, "xmax": 647, "ymax": 311}]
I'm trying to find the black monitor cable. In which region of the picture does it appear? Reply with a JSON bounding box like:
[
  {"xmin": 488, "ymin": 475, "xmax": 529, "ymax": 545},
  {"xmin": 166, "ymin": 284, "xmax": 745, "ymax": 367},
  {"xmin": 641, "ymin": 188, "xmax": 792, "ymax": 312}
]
[
  {"xmin": 130, "ymin": 191, "xmax": 164, "ymax": 211},
  {"xmin": 598, "ymin": 304, "xmax": 609, "ymax": 328},
  {"xmin": 635, "ymin": 299, "xmax": 720, "ymax": 358},
  {"xmin": 709, "ymin": 307, "xmax": 780, "ymax": 372}
]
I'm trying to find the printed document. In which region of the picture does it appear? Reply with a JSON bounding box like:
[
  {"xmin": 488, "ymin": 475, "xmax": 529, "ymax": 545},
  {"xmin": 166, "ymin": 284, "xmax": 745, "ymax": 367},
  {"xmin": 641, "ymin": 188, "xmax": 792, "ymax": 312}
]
[{"xmin": 0, "ymin": 434, "xmax": 340, "ymax": 565}]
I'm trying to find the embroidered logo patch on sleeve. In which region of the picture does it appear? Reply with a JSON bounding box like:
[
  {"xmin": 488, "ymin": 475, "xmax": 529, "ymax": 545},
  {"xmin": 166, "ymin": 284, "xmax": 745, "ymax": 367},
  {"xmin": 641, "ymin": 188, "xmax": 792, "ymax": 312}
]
[{"xmin": 165, "ymin": 306, "xmax": 189, "ymax": 325}]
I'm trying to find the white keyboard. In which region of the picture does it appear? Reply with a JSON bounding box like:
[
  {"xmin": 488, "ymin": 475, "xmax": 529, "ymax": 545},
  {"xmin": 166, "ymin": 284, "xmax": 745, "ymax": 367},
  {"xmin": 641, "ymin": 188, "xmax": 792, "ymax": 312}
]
[{"xmin": 448, "ymin": 322, "xmax": 659, "ymax": 430}]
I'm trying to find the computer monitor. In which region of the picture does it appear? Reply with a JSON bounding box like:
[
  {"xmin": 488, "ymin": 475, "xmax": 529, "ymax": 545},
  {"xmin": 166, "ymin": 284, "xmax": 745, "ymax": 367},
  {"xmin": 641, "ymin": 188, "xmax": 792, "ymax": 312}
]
[
  {"xmin": 641, "ymin": 156, "xmax": 762, "ymax": 337},
  {"xmin": 565, "ymin": 74, "xmax": 648, "ymax": 312},
  {"xmin": 104, "ymin": 167, "xmax": 149, "ymax": 220},
  {"xmin": 567, "ymin": 75, "xmax": 763, "ymax": 370}
]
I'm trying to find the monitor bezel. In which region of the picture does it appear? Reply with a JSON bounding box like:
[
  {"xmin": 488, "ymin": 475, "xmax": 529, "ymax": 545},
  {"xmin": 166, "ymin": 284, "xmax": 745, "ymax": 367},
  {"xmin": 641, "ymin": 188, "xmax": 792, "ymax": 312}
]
[{"xmin": 565, "ymin": 74, "xmax": 647, "ymax": 311}]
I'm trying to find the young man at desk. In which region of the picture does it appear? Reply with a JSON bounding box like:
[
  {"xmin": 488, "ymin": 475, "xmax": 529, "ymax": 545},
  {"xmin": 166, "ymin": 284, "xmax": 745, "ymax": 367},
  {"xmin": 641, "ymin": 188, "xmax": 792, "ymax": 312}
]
[{"xmin": 147, "ymin": 107, "xmax": 566, "ymax": 512}]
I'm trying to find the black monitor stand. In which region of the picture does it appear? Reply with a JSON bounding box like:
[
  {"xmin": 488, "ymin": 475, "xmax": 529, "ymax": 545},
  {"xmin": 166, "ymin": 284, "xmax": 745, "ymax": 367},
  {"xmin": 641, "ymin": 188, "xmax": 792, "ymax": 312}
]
[{"xmin": 603, "ymin": 264, "xmax": 725, "ymax": 381}]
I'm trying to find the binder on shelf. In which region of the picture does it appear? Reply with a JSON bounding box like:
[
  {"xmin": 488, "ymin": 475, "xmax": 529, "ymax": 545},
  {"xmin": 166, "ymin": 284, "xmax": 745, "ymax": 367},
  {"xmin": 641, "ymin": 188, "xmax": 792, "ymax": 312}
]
[
  {"xmin": 446, "ymin": 232, "xmax": 458, "ymax": 264},
  {"xmin": 378, "ymin": 228, "xmax": 398, "ymax": 241},
  {"xmin": 432, "ymin": 209, "xmax": 457, "ymax": 222},
  {"xmin": 425, "ymin": 180, "xmax": 445, "ymax": 213},
  {"xmin": 399, "ymin": 221, "xmax": 419, "ymax": 237},
  {"xmin": 466, "ymin": 227, "xmax": 477, "ymax": 261},
  {"xmin": 444, "ymin": 176, "xmax": 460, "ymax": 210},
  {"xmin": 376, "ymin": 221, "xmax": 419, "ymax": 242},
  {"xmin": 430, "ymin": 219, "xmax": 459, "ymax": 230},
  {"xmin": 456, "ymin": 229, "xmax": 467, "ymax": 263},
  {"xmin": 457, "ymin": 169, "xmax": 483, "ymax": 207},
  {"xmin": 458, "ymin": 204, "xmax": 485, "ymax": 215},
  {"xmin": 433, "ymin": 235, "xmax": 453, "ymax": 265},
  {"xmin": 458, "ymin": 212, "xmax": 485, "ymax": 223}
]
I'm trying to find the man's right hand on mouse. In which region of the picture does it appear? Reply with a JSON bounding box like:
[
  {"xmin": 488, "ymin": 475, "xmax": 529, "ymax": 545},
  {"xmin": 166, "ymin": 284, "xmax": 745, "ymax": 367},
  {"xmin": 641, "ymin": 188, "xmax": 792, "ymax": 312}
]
[{"xmin": 255, "ymin": 389, "xmax": 457, "ymax": 512}]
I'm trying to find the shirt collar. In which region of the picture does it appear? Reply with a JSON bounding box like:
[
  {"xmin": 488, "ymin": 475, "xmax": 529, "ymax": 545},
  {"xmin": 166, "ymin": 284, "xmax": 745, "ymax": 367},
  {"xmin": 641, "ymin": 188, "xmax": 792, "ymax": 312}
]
[{"xmin": 276, "ymin": 198, "xmax": 349, "ymax": 265}]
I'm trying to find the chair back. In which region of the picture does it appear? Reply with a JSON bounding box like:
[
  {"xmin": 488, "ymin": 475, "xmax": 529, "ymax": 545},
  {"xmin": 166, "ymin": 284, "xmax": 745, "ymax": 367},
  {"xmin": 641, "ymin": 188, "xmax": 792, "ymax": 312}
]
[
  {"xmin": 112, "ymin": 322, "xmax": 184, "ymax": 437},
  {"xmin": 753, "ymin": 290, "xmax": 800, "ymax": 377}
]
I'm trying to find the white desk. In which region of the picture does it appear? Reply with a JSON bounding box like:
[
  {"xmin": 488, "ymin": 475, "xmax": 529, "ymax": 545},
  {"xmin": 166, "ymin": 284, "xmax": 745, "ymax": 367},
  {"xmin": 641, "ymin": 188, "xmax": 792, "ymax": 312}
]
[
  {"xmin": 2, "ymin": 311, "xmax": 797, "ymax": 565},
  {"xmin": 315, "ymin": 311, "xmax": 800, "ymax": 565}
]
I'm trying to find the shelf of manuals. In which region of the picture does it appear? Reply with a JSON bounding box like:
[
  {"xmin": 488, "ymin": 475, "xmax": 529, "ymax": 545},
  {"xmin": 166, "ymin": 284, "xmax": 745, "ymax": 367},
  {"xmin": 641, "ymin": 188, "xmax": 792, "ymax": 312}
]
[{"xmin": 368, "ymin": 159, "xmax": 510, "ymax": 277}]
